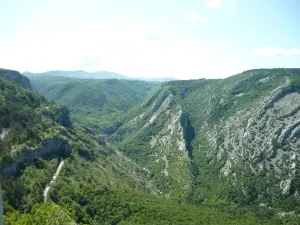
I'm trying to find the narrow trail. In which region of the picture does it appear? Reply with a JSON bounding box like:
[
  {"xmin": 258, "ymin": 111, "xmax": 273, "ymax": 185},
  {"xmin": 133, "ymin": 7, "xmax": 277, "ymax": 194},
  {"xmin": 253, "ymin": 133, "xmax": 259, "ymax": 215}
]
[{"xmin": 43, "ymin": 159, "xmax": 64, "ymax": 202}]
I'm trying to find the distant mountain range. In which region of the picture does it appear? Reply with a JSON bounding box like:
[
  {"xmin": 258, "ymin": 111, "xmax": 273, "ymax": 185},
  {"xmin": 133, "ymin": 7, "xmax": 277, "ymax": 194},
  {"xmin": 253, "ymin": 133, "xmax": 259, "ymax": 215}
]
[{"xmin": 23, "ymin": 70, "xmax": 177, "ymax": 82}]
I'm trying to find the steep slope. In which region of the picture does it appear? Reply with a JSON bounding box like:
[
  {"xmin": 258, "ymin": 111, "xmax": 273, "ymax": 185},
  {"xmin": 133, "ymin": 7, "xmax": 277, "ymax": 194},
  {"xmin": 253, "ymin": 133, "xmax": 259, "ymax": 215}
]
[
  {"xmin": 113, "ymin": 68, "xmax": 300, "ymax": 215},
  {"xmin": 29, "ymin": 75, "xmax": 159, "ymax": 128},
  {"xmin": 0, "ymin": 69, "xmax": 77, "ymax": 223},
  {"xmin": 116, "ymin": 89, "xmax": 192, "ymax": 199},
  {"xmin": 0, "ymin": 70, "xmax": 72, "ymax": 164}
]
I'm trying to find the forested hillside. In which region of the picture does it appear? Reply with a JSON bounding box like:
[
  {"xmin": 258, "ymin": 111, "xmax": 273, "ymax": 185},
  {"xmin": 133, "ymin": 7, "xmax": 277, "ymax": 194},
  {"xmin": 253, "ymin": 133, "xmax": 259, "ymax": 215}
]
[{"xmin": 29, "ymin": 75, "xmax": 159, "ymax": 128}]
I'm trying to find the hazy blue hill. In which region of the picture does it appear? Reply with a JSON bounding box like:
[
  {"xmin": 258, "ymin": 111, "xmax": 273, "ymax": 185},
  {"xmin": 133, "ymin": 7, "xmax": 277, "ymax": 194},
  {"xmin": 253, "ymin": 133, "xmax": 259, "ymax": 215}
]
[
  {"xmin": 24, "ymin": 70, "xmax": 130, "ymax": 80},
  {"xmin": 24, "ymin": 70, "xmax": 177, "ymax": 82}
]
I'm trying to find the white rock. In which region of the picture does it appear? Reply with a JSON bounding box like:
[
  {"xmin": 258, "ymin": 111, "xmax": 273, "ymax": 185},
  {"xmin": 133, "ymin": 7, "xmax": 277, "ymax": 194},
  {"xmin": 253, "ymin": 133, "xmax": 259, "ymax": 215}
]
[
  {"xmin": 236, "ymin": 93, "xmax": 245, "ymax": 97},
  {"xmin": 0, "ymin": 129, "xmax": 9, "ymax": 140},
  {"xmin": 258, "ymin": 76, "xmax": 270, "ymax": 83},
  {"xmin": 280, "ymin": 179, "xmax": 292, "ymax": 195}
]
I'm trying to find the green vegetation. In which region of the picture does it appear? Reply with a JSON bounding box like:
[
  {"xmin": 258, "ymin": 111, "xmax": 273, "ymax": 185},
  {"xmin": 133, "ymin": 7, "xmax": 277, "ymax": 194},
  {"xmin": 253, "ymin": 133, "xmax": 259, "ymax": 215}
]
[
  {"xmin": 3, "ymin": 153, "xmax": 265, "ymax": 224},
  {"xmin": 41, "ymin": 156, "xmax": 265, "ymax": 225},
  {"xmin": 0, "ymin": 73, "xmax": 64, "ymax": 159},
  {"xmin": 4, "ymin": 203, "xmax": 75, "ymax": 224},
  {"xmin": 2, "ymin": 68, "xmax": 300, "ymax": 224},
  {"xmin": 24, "ymin": 70, "xmax": 178, "ymax": 82},
  {"xmin": 113, "ymin": 68, "xmax": 300, "ymax": 223},
  {"xmin": 29, "ymin": 75, "xmax": 159, "ymax": 128}
]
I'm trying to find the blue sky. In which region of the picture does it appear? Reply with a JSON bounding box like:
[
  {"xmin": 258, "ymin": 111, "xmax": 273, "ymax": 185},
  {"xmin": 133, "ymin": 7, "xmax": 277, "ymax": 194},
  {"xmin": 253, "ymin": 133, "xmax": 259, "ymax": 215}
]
[{"xmin": 0, "ymin": 0, "xmax": 299, "ymax": 79}]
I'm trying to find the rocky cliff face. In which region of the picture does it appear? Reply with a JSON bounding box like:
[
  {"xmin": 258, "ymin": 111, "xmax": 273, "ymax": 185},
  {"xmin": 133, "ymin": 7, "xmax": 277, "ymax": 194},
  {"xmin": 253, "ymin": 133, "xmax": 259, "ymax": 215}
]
[
  {"xmin": 42, "ymin": 105, "xmax": 72, "ymax": 128},
  {"xmin": 58, "ymin": 106, "xmax": 72, "ymax": 128},
  {"xmin": 116, "ymin": 89, "xmax": 192, "ymax": 197},
  {"xmin": 0, "ymin": 69, "xmax": 74, "ymax": 179},
  {"xmin": 210, "ymin": 76, "xmax": 300, "ymax": 197},
  {"xmin": 116, "ymin": 69, "xmax": 300, "ymax": 204},
  {"xmin": 0, "ymin": 69, "xmax": 32, "ymax": 89},
  {"xmin": 0, "ymin": 138, "xmax": 71, "ymax": 176},
  {"xmin": 0, "ymin": 69, "xmax": 74, "ymax": 176}
]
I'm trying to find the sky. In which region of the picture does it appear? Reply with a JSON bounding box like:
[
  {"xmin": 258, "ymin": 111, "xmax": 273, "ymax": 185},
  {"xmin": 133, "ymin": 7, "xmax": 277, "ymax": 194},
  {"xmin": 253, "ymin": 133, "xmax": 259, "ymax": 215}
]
[{"xmin": 0, "ymin": 0, "xmax": 300, "ymax": 79}]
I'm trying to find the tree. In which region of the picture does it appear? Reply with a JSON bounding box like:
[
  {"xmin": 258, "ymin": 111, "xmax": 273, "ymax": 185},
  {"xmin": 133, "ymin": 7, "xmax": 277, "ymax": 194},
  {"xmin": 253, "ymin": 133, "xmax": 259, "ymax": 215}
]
[{"xmin": 4, "ymin": 203, "xmax": 75, "ymax": 225}]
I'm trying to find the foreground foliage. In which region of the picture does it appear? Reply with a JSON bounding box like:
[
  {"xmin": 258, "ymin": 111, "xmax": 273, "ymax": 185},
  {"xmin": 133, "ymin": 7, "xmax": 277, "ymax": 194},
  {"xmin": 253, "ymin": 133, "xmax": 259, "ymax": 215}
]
[{"xmin": 5, "ymin": 203, "xmax": 75, "ymax": 225}]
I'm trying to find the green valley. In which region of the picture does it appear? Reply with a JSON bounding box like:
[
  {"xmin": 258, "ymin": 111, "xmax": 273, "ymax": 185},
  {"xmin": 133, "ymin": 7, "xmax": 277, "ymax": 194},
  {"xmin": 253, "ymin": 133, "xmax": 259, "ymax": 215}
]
[
  {"xmin": 2, "ymin": 0, "xmax": 300, "ymax": 224},
  {"xmin": 29, "ymin": 75, "xmax": 159, "ymax": 129},
  {"xmin": 1, "ymin": 68, "xmax": 300, "ymax": 224}
]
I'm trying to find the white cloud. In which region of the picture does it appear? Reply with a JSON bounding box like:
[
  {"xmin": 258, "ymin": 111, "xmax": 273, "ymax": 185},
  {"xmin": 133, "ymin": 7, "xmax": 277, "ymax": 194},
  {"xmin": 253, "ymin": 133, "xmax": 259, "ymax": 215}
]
[
  {"xmin": 0, "ymin": 21, "xmax": 241, "ymax": 79},
  {"xmin": 253, "ymin": 47, "xmax": 300, "ymax": 56},
  {"xmin": 184, "ymin": 12, "xmax": 208, "ymax": 23},
  {"xmin": 204, "ymin": 0, "xmax": 222, "ymax": 8}
]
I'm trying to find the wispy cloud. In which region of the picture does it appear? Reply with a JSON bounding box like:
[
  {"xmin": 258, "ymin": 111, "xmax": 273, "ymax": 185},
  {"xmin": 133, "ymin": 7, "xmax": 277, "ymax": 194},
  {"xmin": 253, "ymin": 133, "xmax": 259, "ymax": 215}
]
[
  {"xmin": 204, "ymin": 0, "xmax": 221, "ymax": 8},
  {"xmin": 253, "ymin": 47, "xmax": 300, "ymax": 56},
  {"xmin": 184, "ymin": 12, "xmax": 208, "ymax": 22}
]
